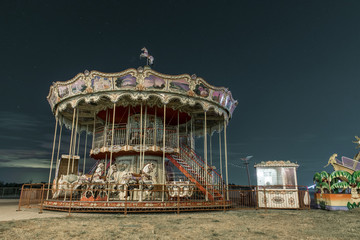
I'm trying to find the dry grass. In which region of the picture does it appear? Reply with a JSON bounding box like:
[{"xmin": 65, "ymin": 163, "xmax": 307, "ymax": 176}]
[{"xmin": 1, "ymin": 209, "xmax": 360, "ymax": 239}]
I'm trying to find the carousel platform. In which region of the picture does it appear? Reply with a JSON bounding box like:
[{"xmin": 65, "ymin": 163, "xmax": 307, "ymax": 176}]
[{"xmin": 42, "ymin": 199, "xmax": 230, "ymax": 212}]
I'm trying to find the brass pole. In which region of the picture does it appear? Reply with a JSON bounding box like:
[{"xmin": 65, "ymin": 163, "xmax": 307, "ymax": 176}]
[
  {"xmin": 47, "ymin": 109, "xmax": 58, "ymax": 200},
  {"xmin": 224, "ymin": 118, "xmax": 229, "ymax": 201},
  {"xmin": 109, "ymin": 103, "xmax": 116, "ymax": 168},
  {"xmin": 83, "ymin": 125, "xmax": 88, "ymax": 174},
  {"xmin": 162, "ymin": 105, "xmax": 166, "ymax": 202},
  {"xmin": 71, "ymin": 108, "xmax": 79, "ymax": 173},
  {"xmin": 204, "ymin": 111, "xmax": 208, "ymax": 201},
  {"xmin": 67, "ymin": 108, "xmax": 76, "ymax": 175},
  {"xmin": 139, "ymin": 103, "xmax": 143, "ymax": 169},
  {"xmin": 55, "ymin": 122, "xmax": 63, "ymax": 179},
  {"xmin": 142, "ymin": 104, "xmax": 147, "ymax": 167}
]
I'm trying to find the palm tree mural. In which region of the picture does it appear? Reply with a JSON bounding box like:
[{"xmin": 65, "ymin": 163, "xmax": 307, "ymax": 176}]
[
  {"xmin": 313, "ymin": 171, "xmax": 331, "ymax": 194},
  {"xmin": 314, "ymin": 170, "xmax": 360, "ymax": 209}
]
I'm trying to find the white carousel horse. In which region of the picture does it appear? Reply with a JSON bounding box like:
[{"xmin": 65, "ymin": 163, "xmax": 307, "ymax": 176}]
[
  {"xmin": 121, "ymin": 163, "xmax": 155, "ymax": 201},
  {"xmin": 140, "ymin": 47, "xmax": 154, "ymax": 65},
  {"xmin": 52, "ymin": 174, "xmax": 82, "ymax": 199}
]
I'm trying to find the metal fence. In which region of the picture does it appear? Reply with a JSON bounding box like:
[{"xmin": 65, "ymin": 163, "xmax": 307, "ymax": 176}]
[
  {"xmin": 18, "ymin": 184, "xmax": 310, "ymax": 216},
  {"xmin": 0, "ymin": 187, "xmax": 22, "ymax": 199}
]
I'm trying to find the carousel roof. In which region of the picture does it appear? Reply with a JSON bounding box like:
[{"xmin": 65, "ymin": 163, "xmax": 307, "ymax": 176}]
[{"xmin": 47, "ymin": 66, "xmax": 238, "ymax": 132}]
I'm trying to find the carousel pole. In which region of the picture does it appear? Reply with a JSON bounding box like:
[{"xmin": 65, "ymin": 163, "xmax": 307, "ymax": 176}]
[
  {"xmin": 47, "ymin": 109, "xmax": 59, "ymax": 200},
  {"xmin": 126, "ymin": 106, "xmax": 130, "ymax": 147},
  {"xmin": 139, "ymin": 103, "xmax": 143, "ymax": 169},
  {"xmin": 224, "ymin": 118, "xmax": 229, "ymax": 201},
  {"xmin": 162, "ymin": 105, "xmax": 166, "ymax": 202},
  {"xmin": 55, "ymin": 121, "xmax": 63, "ymax": 179},
  {"xmin": 185, "ymin": 116, "xmax": 188, "ymax": 145},
  {"xmin": 154, "ymin": 106, "xmax": 157, "ymax": 147},
  {"xmin": 83, "ymin": 125, "xmax": 88, "ymax": 174},
  {"xmin": 177, "ymin": 111, "xmax": 180, "ymax": 150},
  {"xmin": 210, "ymin": 128, "xmax": 213, "ymax": 166},
  {"xmin": 104, "ymin": 109, "xmax": 108, "ymax": 176},
  {"xmin": 204, "ymin": 111, "xmax": 208, "ymax": 201},
  {"xmin": 218, "ymin": 123, "xmax": 223, "ymax": 179},
  {"xmin": 190, "ymin": 115, "xmax": 194, "ymax": 150},
  {"xmin": 142, "ymin": 104, "xmax": 147, "ymax": 166},
  {"xmin": 67, "ymin": 108, "xmax": 76, "ymax": 175},
  {"xmin": 109, "ymin": 103, "xmax": 116, "ymax": 168},
  {"xmin": 76, "ymin": 132, "xmax": 81, "ymax": 155},
  {"xmin": 71, "ymin": 108, "xmax": 79, "ymax": 173},
  {"xmin": 92, "ymin": 112, "xmax": 96, "ymax": 150}
]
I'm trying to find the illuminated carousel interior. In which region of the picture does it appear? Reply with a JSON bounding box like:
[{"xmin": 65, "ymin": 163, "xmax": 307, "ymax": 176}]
[{"xmin": 44, "ymin": 65, "xmax": 237, "ymax": 211}]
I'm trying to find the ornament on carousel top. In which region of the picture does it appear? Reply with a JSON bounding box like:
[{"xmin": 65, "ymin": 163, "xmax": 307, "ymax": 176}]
[{"xmin": 140, "ymin": 47, "xmax": 154, "ymax": 65}]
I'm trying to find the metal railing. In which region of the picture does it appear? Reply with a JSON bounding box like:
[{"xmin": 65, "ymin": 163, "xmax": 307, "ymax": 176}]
[
  {"xmin": 0, "ymin": 187, "xmax": 22, "ymax": 199},
  {"xmin": 93, "ymin": 125, "xmax": 177, "ymax": 149},
  {"xmin": 18, "ymin": 184, "xmax": 310, "ymax": 215}
]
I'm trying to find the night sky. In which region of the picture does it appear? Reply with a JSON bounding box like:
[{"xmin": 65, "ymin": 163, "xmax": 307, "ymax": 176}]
[{"xmin": 1, "ymin": 0, "xmax": 360, "ymax": 186}]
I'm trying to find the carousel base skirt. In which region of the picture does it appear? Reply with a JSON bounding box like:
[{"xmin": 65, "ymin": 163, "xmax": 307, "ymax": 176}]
[{"xmin": 43, "ymin": 199, "xmax": 230, "ymax": 212}]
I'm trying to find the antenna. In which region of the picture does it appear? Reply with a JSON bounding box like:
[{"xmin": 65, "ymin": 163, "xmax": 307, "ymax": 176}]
[{"xmin": 241, "ymin": 156, "xmax": 253, "ymax": 187}]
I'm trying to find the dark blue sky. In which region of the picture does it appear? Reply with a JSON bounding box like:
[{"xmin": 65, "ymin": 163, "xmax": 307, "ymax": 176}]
[{"xmin": 1, "ymin": 0, "xmax": 360, "ymax": 185}]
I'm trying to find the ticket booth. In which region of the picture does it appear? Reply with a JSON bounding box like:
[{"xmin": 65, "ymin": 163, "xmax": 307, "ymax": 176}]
[{"xmin": 255, "ymin": 161, "xmax": 299, "ymax": 209}]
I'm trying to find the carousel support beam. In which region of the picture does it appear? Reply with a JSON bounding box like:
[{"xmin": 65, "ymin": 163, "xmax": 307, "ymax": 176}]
[
  {"xmin": 210, "ymin": 128, "xmax": 212, "ymax": 167},
  {"xmin": 162, "ymin": 104, "xmax": 166, "ymax": 202},
  {"xmin": 104, "ymin": 110, "xmax": 109, "ymax": 176},
  {"xmin": 126, "ymin": 106, "xmax": 130, "ymax": 147},
  {"xmin": 177, "ymin": 111, "xmax": 180, "ymax": 150},
  {"xmin": 92, "ymin": 112, "xmax": 96, "ymax": 150},
  {"xmin": 103, "ymin": 109, "xmax": 108, "ymax": 148},
  {"xmin": 109, "ymin": 103, "xmax": 116, "ymax": 168},
  {"xmin": 204, "ymin": 111, "xmax": 208, "ymax": 201},
  {"xmin": 139, "ymin": 103, "xmax": 143, "ymax": 169},
  {"xmin": 224, "ymin": 118, "xmax": 229, "ymax": 201},
  {"xmin": 76, "ymin": 132, "xmax": 81, "ymax": 155},
  {"xmin": 142, "ymin": 104, "xmax": 147, "ymax": 167},
  {"xmin": 71, "ymin": 108, "xmax": 79, "ymax": 173},
  {"xmin": 83, "ymin": 125, "xmax": 88, "ymax": 174},
  {"xmin": 190, "ymin": 116, "xmax": 194, "ymax": 150},
  {"xmin": 218, "ymin": 123, "xmax": 223, "ymax": 180},
  {"xmin": 154, "ymin": 106, "xmax": 157, "ymax": 147},
  {"xmin": 47, "ymin": 109, "xmax": 59, "ymax": 200},
  {"xmin": 55, "ymin": 122, "xmax": 63, "ymax": 178},
  {"xmin": 67, "ymin": 108, "xmax": 76, "ymax": 175}
]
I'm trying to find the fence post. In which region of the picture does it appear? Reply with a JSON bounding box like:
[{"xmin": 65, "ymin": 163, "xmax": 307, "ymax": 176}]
[
  {"xmin": 177, "ymin": 191, "xmax": 180, "ymax": 215},
  {"xmin": 27, "ymin": 185, "xmax": 32, "ymax": 208},
  {"xmin": 17, "ymin": 184, "xmax": 25, "ymax": 211},
  {"xmin": 263, "ymin": 186, "xmax": 267, "ymax": 212},
  {"xmin": 255, "ymin": 185, "xmax": 258, "ymax": 210},
  {"xmin": 124, "ymin": 185, "xmax": 127, "ymax": 216},
  {"xmin": 39, "ymin": 184, "xmax": 45, "ymax": 214},
  {"xmin": 223, "ymin": 184, "xmax": 226, "ymax": 212},
  {"xmin": 68, "ymin": 187, "xmax": 73, "ymax": 217}
]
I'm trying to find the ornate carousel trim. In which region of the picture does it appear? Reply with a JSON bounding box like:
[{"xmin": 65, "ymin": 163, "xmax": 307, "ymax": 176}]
[{"xmin": 47, "ymin": 67, "xmax": 237, "ymax": 119}]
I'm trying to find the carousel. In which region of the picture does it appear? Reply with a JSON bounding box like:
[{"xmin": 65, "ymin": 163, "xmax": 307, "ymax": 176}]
[{"xmin": 44, "ymin": 49, "xmax": 237, "ymax": 212}]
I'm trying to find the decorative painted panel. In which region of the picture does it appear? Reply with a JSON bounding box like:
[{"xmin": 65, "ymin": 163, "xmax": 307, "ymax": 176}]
[
  {"xmin": 194, "ymin": 83, "xmax": 209, "ymax": 98},
  {"xmin": 115, "ymin": 74, "xmax": 136, "ymax": 89},
  {"xmin": 169, "ymin": 79, "xmax": 190, "ymax": 93},
  {"xmin": 91, "ymin": 76, "xmax": 112, "ymax": 91},
  {"xmin": 144, "ymin": 75, "xmax": 165, "ymax": 89}
]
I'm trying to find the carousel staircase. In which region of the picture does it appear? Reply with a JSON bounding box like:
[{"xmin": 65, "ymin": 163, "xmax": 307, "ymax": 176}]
[{"xmin": 166, "ymin": 145, "xmax": 224, "ymax": 201}]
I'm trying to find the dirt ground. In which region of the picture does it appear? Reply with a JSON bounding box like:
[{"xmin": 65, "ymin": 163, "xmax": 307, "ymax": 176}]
[{"xmin": 1, "ymin": 199, "xmax": 360, "ymax": 240}]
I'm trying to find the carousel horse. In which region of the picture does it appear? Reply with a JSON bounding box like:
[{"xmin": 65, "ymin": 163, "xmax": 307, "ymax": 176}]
[
  {"xmin": 121, "ymin": 163, "xmax": 155, "ymax": 201},
  {"xmin": 140, "ymin": 47, "xmax": 154, "ymax": 65},
  {"xmin": 83, "ymin": 162, "xmax": 106, "ymax": 199},
  {"xmin": 52, "ymin": 174, "xmax": 82, "ymax": 199}
]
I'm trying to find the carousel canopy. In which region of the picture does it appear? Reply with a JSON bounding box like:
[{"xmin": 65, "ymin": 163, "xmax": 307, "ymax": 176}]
[{"xmin": 47, "ymin": 66, "xmax": 238, "ymax": 133}]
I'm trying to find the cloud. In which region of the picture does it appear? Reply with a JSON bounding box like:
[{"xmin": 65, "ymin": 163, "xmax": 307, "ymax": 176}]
[
  {"xmin": 0, "ymin": 149, "xmax": 51, "ymax": 169},
  {"xmin": 0, "ymin": 111, "xmax": 48, "ymax": 131}
]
